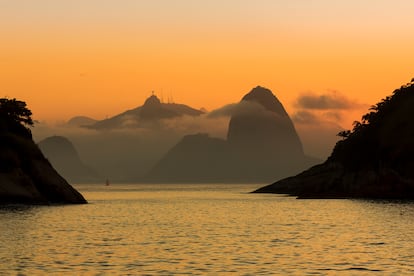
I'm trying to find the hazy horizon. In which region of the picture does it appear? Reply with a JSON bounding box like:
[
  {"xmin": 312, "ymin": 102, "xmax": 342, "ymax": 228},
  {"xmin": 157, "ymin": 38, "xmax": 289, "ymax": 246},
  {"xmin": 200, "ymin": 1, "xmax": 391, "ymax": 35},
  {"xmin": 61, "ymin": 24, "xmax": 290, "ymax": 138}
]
[{"xmin": 31, "ymin": 89, "xmax": 343, "ymax": 178}]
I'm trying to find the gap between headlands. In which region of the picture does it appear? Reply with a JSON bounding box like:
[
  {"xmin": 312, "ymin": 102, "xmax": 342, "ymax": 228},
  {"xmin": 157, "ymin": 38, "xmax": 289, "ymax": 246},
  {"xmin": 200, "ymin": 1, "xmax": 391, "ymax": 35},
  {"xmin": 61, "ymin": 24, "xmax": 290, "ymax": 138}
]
[{"xmin": 1, "ymin": 79, "xmax": 414, "ymax": 204}]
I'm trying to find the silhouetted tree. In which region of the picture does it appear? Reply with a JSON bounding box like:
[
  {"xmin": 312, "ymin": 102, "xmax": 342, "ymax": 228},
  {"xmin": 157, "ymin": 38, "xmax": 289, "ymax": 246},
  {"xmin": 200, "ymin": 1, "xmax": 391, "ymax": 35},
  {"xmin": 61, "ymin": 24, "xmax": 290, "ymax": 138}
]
[
  {"xmin": 332, "ymin": 78, "xmax": 414, "ymax": 167},
  {"xmin": 0, "ymin": 98, "xmax": 33, "ymax": 137},
  {"xmin": 0, "ymin": 98, "xmax": 33, "ymax": 127},
  {"xmin": 337, "ymin": 130, "xmax": 351, "ymax": 139}
]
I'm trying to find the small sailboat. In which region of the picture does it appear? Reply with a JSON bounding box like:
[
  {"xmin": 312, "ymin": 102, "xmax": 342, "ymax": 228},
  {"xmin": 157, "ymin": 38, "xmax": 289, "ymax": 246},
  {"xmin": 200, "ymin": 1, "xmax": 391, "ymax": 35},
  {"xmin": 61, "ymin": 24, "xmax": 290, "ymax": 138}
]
[{"xmin": 105, "ymin": 179, "xmax": 110, "ymax": 186}]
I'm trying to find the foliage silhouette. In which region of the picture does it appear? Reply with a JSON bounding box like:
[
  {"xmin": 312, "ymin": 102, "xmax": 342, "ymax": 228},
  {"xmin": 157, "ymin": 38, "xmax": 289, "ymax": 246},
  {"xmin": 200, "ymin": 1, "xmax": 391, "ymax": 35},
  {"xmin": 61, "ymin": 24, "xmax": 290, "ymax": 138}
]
[
  {"xmin": 254, "ymin": 78, "xmax": 414, "ymax": 198},
  {"xmin": 331, "ymin": 79, "xmax": 414, "ymax": 170},
  {"xmin": 0, "ymin": 98, "xmax": 87, "ymax": 204},
  {"xmin": 0, "ymin": 98, "xmax": 33, "ymax": 138}
]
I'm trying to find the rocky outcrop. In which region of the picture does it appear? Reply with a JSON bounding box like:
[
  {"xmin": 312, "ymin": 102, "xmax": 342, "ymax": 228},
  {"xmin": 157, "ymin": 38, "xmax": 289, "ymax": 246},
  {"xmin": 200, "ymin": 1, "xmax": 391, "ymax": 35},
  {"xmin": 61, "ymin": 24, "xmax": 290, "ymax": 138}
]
[
  {"xmin": 0, "ymin": 102, "xmax": 87, "ymax": 205},
  {"xmin": 254, "ymin": 162, "xmax": 414, "ymax": 198},
  {"xmin": 145, "ymin": 86, "xmax": 318, "ymax": 183},
  {"xmin": 0, "ymin": 134, "xmax": 87, "ymax": 204},
  {"xmin": 89, "ymin": 94, "xmax": 204, "ymax": 129},
  {"xmin": 254, "ymin": 80, "xmax": 414, "ymax": 198},
  {"xmin": 38, "ymin": 136, "xmax": 101, "ymax": 183}
]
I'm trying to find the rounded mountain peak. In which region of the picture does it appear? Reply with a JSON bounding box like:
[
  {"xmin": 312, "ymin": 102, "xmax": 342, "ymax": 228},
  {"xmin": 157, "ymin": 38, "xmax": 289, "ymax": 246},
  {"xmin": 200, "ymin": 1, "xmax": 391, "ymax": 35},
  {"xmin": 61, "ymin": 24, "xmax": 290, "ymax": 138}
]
[
  {"xmin": 38, "ymin": 135, "xmax": 79, "ymax": 158},
  {"xmin": 227, "ymin": 86, "xmax": 304, "ymax": 158},
  {"xmin": 144, "ymin": 94, "xmax": 161, "ymax": 106},
  {"xmin": 242, "ymin": 86, "xmax": 287, "ymax": 116}
]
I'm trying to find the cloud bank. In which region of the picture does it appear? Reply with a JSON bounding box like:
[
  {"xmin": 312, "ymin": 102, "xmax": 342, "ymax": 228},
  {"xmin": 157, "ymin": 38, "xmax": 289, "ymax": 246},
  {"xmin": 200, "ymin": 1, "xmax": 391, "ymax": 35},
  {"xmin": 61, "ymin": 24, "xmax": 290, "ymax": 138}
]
[
  {"xmin": 291, "ymin": 90, "xmax": 369, "ymax": 159},
  {"xmin": 295, "ymin": 90, "xmax": 362, "ymax": 110}
]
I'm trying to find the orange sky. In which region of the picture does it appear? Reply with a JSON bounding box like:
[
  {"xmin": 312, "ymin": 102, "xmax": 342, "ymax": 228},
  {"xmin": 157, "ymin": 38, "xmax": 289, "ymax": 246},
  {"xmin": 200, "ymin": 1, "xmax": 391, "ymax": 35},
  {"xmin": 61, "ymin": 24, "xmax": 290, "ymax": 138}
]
[{"xmin": 1, "ymin": 0, "xmax": 413, "ymax": 128}]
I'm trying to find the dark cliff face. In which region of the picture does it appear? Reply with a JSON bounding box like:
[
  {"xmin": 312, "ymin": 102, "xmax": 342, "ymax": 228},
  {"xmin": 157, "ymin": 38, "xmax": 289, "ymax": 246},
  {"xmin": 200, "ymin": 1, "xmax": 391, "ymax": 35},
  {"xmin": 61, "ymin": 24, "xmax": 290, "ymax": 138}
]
[
  {"xmin": 254, "ymin": 80, "xmax": 414, "ymax": 198},
  {"xmin": 227, "ymin": 86, "xmax": 304, "ymax": 159},
  {"xmin": 145, "ymin": 86, "xmax": 316, "ymax": 183},
  {"xmin": 38, "ymin": 136, "xmax": 100, "ymax": 183},
  {"xmin": 0, "ymin": 98, "xmax": 86, "ymax": 204},
  {"xmin": 0, "ymin": 132, "xmax": 87, "ymax": 205}
]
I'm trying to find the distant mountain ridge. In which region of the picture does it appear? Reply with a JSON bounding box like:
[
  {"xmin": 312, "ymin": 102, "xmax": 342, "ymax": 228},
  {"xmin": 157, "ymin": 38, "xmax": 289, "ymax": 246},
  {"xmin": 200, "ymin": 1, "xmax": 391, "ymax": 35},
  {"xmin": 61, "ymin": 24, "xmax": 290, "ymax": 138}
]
[
  {"xmin": 38, "ymin": 136, "xmax": 101, "ymax": 183},
  {"xmin": 88, "ymin": 94, "xmax": 204, "ymax": 130},
  {"xmin": 66, "ymin": 116, "xmax": 97, "ymax": 127},
  {"xmin": 145, "ymin": 86, "xmax": 318, "ymax": 183}
]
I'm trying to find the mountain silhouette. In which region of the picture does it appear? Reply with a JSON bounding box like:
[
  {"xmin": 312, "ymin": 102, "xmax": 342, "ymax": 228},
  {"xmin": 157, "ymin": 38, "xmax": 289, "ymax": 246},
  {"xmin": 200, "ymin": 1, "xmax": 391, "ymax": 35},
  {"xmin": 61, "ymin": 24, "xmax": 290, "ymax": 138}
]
[
  {"xmin": 254, "ymin": 79, "xmax": 414, "ymax": 198},
  {"xmin": 89, "ymin": 94, "xmax": 204, "ymax": 129},
  {"xmin": 145, "ymin": 86, "xmax": 318, "ymax": 183},
  {"xmin": 38, "ymin": 136, "xmax": 101, "ymax": 183},
  {"xmin": 66, "ymin": 116, "xmax": 97, "ymax": 127},
  {"xmin": 0, "ymin": 99, "xmax": 86, "ymax": 204},
  {"xmin": 227, "ymin": 86, "xmax": 304, "ymax": 160},
  {"xmin": 145, "ymin": 133, "xmax": 230, "ymax": 183}
]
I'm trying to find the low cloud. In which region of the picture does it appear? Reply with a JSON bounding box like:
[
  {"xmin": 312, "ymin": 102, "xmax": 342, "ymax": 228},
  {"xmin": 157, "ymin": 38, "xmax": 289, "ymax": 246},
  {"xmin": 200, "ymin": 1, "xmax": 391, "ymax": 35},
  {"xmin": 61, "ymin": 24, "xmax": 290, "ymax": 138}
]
[
  {"xmin": 207, "ymin": 103, "xmax": 238, "ymax": 118},
  {"xmin": 206, "ymin": 101, "xmax": 280, "ymax": 119},
  {"xmin": 292, "ymin": 90, "xmax": 369, "ymax": 126},
  {"xmin": 207, "ymin": 101, "xmax": 272, "ymax": 119},
  {"xmin": 295, "ymin": 90, "xmax": 361, "ymax": 110},
  {"xmin": 292, "ymin": 90, "xmax": 369, "ymax": 158},
  {"xmin": 292, "ymin": 111, "xmax": 319, "ymax": 124}
]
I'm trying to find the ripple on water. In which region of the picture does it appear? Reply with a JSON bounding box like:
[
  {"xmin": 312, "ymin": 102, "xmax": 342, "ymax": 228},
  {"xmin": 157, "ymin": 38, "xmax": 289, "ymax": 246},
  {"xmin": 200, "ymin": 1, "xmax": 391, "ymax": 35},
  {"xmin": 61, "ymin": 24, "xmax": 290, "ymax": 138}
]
[{"xmin": 1, "ymin": 184, "xmax": 414, "ymax": 274}]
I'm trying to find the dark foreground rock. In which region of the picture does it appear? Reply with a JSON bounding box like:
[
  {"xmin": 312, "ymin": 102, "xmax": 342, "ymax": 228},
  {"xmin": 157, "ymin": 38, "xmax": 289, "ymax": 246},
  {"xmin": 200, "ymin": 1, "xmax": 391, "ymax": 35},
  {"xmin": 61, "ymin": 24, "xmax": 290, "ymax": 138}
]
[
  {"xmin": 253, "ymin": 162, "xmax": 414, "ymax": 198},
  {"xmin": 253, "ymin": 80, "xmax": 414, "ymax": 198},
  {"xmin": 0, "ymin": 135, "xmax": 87, "ymax": 205},
  {"xmin": 0, "ymin": 99, "xmax": 87, "ymax": 205}
]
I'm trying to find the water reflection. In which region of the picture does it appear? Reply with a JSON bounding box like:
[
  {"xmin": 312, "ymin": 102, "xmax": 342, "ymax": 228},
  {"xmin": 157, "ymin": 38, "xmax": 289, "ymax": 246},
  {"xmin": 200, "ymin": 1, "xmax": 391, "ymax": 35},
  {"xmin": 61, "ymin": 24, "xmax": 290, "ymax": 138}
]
[
  {"xmin": 1, "ymin": 184, "xmax": 413, "ymax": 274},
  {"xmin": 0, "ymin": 204, "xmax": 35, "ymax": 213}
]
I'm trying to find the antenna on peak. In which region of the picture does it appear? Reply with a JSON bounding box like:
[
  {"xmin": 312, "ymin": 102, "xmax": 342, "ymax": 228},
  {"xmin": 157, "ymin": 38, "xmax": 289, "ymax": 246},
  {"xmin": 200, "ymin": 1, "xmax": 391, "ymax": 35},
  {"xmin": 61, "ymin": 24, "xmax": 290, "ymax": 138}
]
[
  {"xmin": 160, "ymin": 88, "xmax": 164, "ymax": 103},
  {"xmin": 169, "ymin": 91, "xmax": 174, "ymax": 104}
]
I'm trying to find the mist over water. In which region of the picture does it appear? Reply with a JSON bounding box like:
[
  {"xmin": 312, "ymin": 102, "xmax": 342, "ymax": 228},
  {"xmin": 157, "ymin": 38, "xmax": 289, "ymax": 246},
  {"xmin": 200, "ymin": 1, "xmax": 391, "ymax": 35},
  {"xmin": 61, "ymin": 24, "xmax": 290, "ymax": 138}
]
[
  {"xmin": 1, "ymin": 184, "xmax": 413, "ymax": 275},
  {"xmin": 33, "ymin": 113, "xmax": 232, "ymax": 182}
]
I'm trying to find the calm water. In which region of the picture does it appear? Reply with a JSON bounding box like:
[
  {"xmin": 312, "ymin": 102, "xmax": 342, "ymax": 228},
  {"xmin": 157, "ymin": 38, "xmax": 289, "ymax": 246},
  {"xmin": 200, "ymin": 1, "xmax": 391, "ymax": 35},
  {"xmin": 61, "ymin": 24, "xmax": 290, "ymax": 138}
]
[{"xmin": 1, "ymin": 184, "xmax": 414, "ymax": 275}]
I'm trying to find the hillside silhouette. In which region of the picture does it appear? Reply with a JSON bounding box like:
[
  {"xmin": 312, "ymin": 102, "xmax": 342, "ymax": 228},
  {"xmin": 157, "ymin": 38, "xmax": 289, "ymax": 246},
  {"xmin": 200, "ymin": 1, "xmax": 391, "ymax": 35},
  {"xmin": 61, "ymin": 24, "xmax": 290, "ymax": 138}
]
[
  {"xmin": 227, "ymin": 86, "xmax": 305, "ymax": 161},
  {"xmin": 66, "ymin": 116, "xmax": 97, "ymax": 127},
  {"xmin": 0, "ymin": 98, "xmax": 86, "ymax": 204},
  {"xmin": 254, "ymin": 79, "xmax": 414, "ymax": 198},
  {"xmin": 145, "ymin": 86, "xmax": 319, "ymax": 183},
  {"xmin": 38, "ymin": 136, "xmax": 101, "ymax": 183},
  {"xmin": 88, "ymin": 94, "xmax": 204, "ymax": 130}
]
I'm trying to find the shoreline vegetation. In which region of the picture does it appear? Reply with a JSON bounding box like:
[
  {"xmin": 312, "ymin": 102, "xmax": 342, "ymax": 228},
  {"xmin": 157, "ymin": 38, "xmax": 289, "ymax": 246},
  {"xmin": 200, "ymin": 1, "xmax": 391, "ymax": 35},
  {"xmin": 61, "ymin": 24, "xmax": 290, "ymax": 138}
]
[{"xmin": 254, "ymin": 79, "xmax": 414, "ymax": 199}]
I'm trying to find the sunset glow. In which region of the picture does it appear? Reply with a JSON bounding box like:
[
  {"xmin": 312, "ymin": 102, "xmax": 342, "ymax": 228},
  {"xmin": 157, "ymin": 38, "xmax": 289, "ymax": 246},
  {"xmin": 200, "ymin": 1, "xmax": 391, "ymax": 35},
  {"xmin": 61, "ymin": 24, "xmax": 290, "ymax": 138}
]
[{"xmin": 1, "ymin": 0, "xmax": 413, "ymax": 127}]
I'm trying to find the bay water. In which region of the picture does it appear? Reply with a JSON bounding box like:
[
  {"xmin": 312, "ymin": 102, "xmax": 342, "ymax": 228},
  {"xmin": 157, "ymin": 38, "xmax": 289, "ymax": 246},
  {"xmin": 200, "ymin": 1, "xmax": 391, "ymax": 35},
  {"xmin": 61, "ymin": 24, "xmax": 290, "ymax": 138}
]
[{"xmin": 1, "ymin": 184, "xmax": 414, "ymax": 275}]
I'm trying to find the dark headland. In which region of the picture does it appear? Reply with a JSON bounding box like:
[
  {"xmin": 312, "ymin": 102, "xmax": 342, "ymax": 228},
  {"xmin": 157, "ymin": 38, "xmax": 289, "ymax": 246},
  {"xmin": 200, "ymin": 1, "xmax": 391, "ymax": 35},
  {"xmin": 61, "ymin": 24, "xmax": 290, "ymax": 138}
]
[
  {"xmin": 253, "ymin": 80, "xmax": 414, "ymax": 199},
  {"xmin": 0, "ymin": 98, "xmax": 87, "ymax": 205}
]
